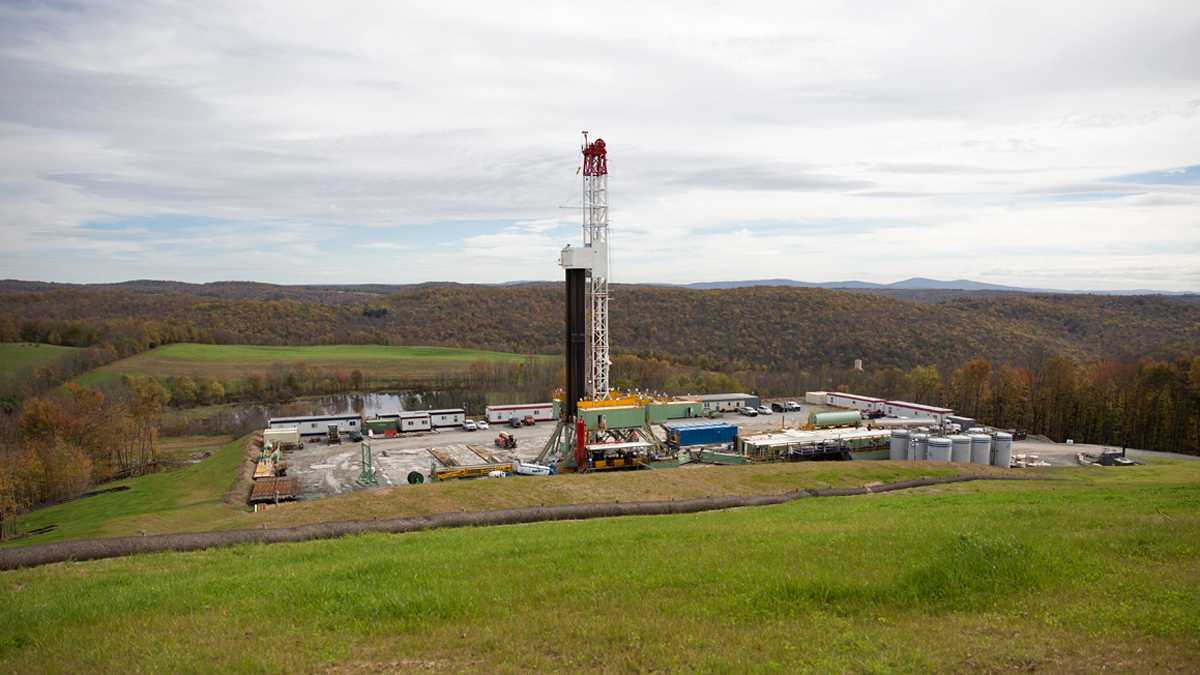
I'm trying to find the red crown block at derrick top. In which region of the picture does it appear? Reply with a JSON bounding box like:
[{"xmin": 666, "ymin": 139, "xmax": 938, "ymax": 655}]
[{"xmin": 582, "ymin": 138, "xmax": 607, "ymax": 176}]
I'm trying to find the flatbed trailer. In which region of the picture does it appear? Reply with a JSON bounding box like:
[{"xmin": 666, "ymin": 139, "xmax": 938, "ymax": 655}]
[
  {"xmin": 427, "ymin": 448, "xmax": 459, "ymax": 467},
  {"xmin": 431, "ymin": 462, "xmax": 515, "ymax": 481},
  {"xmin": 467, "ymin": 444, "xmax": 501, "ymax": 464}
]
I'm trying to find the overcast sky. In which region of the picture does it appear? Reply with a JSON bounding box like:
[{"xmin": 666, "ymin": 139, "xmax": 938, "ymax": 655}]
[{"xmin": 2, "ymin": 1, "xmax": 1198, "ymax": 290}]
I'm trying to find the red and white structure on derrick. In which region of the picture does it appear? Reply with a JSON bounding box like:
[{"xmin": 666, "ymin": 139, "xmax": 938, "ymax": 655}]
[{"xmin": 561, "ymin": 131, "xmax": 611, "ymax": 401}]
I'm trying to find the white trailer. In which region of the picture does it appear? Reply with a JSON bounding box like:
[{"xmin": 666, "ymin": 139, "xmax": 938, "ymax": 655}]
[
  {"xmin": 882, "ymin": 400, "xmax": 953, "ymax": 425},
  {"xmin": 825, "ymin": 392, "xmax": 885, "ymax": 412},
  {"xmin": 427, "ymin": 408, "xmax": 466, "ymax": 428},
  {"xmin": 692, "ymin": 393, "xmax": 761, "ymax": 412},
  {"xmin": 268, "ymin": 414, "xmax": 362, "ymax": 437},
  {"xmin": 398, "ymin": 412, "xmax": 432, "ymax": 432},
  {"xmin": 804, "ymin": 391, "xmax": 829, "ymax": 405},
  {"xmin": 485, "ymin": 403, "xmax": 555, "ymax": 424}
]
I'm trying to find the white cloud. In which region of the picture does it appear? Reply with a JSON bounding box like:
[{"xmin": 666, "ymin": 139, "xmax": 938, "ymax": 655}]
[{"xmin": 0, "ymin": 1, "xmax": 1198, "ymax": 290}]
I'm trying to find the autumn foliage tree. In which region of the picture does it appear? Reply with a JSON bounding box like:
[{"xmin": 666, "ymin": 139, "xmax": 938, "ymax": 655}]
[{"xmin": 0, "ymin": 380, "xmax": 169, "ymax": 525}]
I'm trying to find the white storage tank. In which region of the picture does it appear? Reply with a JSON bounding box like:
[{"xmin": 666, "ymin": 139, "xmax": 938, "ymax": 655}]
[
  {"xmin": 889, "ymin": 429, "xmax": 910, "ymax": 461},
  {"xmin": 927, "ymin": 436, "xmax": 952, "ymax": 462},
  {"xmin": 993, "ymin": 432, "xmax": 1013, "ymax": 468},
  {"xmin": 913, "ymin": 433, "xmax": 929, "ymax": 461},
  {"xmin": 970, "ymin": 433, "xmax": 992, "ymax": 465},
  {"xmin": 950, "ymin": 435, "xmax": 972, "ymax": 463}
]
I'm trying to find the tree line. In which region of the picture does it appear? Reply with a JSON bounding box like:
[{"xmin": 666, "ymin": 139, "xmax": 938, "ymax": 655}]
[
  {"xmin": 4, "ymin": 283, "xmax": 1198, "ymax": 376},
  {"xmin": 745, "ymin": 353, "xmax": 1199, "ymax": 456},
  {"xmin": 0, "ymin": 377, "xmax": 169, "ymax": 538}
]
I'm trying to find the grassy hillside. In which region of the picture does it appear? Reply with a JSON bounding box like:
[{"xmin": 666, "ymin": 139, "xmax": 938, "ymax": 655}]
[
  {"xmin": 1, "ymin": 435, "xmax": 250, "ymax": 548},
  {"xmin": 0, "ymin": 342, "xmax": 79, "ymax": 377},
  {"xmin": 75, "ymin": 343, "xmax": 547, "ymax": 385},
  {"xmin": 2, "ymin": 461, "xmax": 1197, "ymax": 671},
  {"xmin": 254, "ymin": 461, "xmax": 1005, "ymax": 529},
  {"xmin": 4, "ymin": 458, "xmax": 997, "ymax": 550}
]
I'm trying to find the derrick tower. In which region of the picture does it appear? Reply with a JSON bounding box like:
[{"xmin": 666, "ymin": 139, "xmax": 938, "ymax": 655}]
[{"xmin": 580, "ymin": 132, "xmax": 610, "ymax": 400}]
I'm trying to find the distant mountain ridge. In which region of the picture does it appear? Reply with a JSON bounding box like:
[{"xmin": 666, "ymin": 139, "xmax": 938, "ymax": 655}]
[
  {"xmin": 679, "ymin": 277, "xmax": 1192, "ymax": 295},
  {"xmin": 0, "ymin": 277, "xmax": 1194, "ymax": 296}
]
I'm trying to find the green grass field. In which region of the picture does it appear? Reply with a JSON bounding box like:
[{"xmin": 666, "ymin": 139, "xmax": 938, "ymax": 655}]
[
  {"xmin": 2, "ymin": 461, "xmax": 1198, "ymax": 672},
  {"xmin": 0, "ymin": 342, "xmax": 80, "ymax": 377},
  {"xmin": 74, "ymin": 343, "xmax": 548, "ymax": 386},
  {"xmin": 1, "ymin": 435, "xmax": 251, "ymax": 548}
]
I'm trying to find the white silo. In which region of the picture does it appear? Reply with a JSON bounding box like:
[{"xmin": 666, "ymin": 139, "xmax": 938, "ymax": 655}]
[
  {"xmin": 950, "ymin": 435, "xmax": 972, "ymax": 463},
  {"xmin": 889, "ymin": 429, "xmax": 910, "ymax": 461},
  {"xmin": 913, "ymin": 433, "xmax": 929, "ymax": 461},
  {"xmin": 927, "ymin": 436, "xmax": 952, "ymax": 462},
  {"xmin": 970, "ymin": 433, "xmax": 992, "ymax": 465},
  {"xmin": 992, "ymin": 432, "xmax": 1013, "ymax": 468}
]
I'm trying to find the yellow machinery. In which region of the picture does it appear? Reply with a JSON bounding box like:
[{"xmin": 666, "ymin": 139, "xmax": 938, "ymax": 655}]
[
  {"xmin": 590, "ymin": 455, "xmax": 647, "ymax": 471},
  {"xmin": 431, "ymin": 462, "xmax": 515, "ymax": 481}
]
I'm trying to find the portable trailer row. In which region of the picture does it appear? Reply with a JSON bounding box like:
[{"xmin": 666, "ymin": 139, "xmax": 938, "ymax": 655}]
[{"xmin": 362, "ymin": 408, "xmax": 471, "ymax": 435}]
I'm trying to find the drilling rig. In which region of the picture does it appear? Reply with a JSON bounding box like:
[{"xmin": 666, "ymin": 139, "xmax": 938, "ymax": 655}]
[{"xmin": 538, "ymin": 133, "xmax": 668, "ymax": 471}]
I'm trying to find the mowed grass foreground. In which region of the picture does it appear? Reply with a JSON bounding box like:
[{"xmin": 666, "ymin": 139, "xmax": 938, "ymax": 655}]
[
  {"xmin": 3, "ymin": 462, "xmax": 1198, "ymax": 672},
  {"xmin": 75, "ymin": 343, "xmax": 548, "ymax": 386},
  {"xmin": 0, "ymin": 342, "xmax": 79, "ymax": 377}
]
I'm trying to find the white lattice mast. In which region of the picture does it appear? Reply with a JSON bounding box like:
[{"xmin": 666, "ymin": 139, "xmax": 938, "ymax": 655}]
[{"xmin": 581, "ymin": 131, "xmax": 610, "ymax": 400}]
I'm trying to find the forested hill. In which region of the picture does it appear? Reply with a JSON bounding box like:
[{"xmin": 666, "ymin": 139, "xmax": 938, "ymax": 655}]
[{"xmin": 1, "ymin": 281, "xmax": 1197, "ymax": 371}]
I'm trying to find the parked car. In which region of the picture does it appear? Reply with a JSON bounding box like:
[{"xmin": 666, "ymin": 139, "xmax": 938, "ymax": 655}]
[
  {"xmin": 348, "ymin": 431, "xmax": 363, "ymax": 442},
  {"xmin": 756, "ymin": 406, "xmax": 772, "ymax": 415},
  {"xmin": 462, "ymin": 420, "xmax": 478, "ymax": 431},
  {"xmin": 785, "ymin": 401, "xmax": 802, "ymax": 411},
  {"xmin": 739, "ymin": 406, "xmax": 758, "ymax": 417},
  {"xmin": 509, "ymin": 416, "xmax": 523, "ymax": 428},
  {"xmin": 522, "ymin": 415, "xmax": 536, "ymax": 426},
  {"xmin": 476, "ymin": 420, "xmax": 489, "ymax": 430},
  {"xmin": 770, "ymin": 402, "xmax": 785, "ymax": 413}
]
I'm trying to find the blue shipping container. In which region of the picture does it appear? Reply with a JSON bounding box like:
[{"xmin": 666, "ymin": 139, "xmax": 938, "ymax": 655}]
[{"xmin": 663, "ymin": 421, "xmax": 738, "ymax": 448}]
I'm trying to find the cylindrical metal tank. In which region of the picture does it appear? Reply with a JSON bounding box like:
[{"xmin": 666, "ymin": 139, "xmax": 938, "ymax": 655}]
[
  {"xmin": 809, "ymin": 411, "xmax": 863, "ymax": 428},
  {"xmin": 889, "ymin": 429, "xmax": 910, "ymax": 461},
  {"xmin": 913, "ymin": 433, "xmax": 929, "ymax": 461},
  {"xmin": 950, "ymin": 435, "xmax": 971, "ymax": 463},
  {"xmin": 970, "ymin": 433, "xmax": 992, "ymax": 465},
  {"xmin": 927, "ymin": 436, "xmax": 951, "ymax": 461},
  {"xmin": 992, "ymin": 432, "xmax": 1013, "ymax": 468}
]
